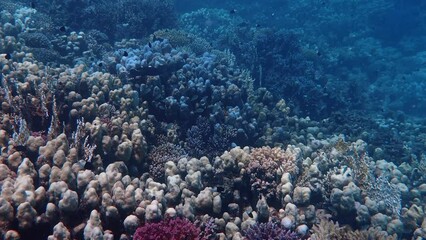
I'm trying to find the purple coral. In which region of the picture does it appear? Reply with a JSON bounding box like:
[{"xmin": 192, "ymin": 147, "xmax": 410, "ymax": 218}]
[
  {"xmin": 133, "ymin": 217, "xmax": 201, "ymax": 240},
  {"xmin": 148, "ymin": 143, "xmax": 187, "ymax": 181},
  {"xmin": 244, "ymin": 222, "xmax": 300, "ymax": 240},
  {"xmin": 185, "ymin": 117, "xmax": 236, "ymax": 159}
]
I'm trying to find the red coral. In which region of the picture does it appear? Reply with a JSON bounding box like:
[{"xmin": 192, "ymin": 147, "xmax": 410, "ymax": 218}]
[{"xmin": 133, "ymin": 217, "xmax": 201, "ymax": 240}]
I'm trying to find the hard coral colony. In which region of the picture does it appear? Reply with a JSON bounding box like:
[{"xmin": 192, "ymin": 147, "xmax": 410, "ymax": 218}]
[{"xmin": 0, "ymin": 1, "xmax": 425, "ymax": 240}]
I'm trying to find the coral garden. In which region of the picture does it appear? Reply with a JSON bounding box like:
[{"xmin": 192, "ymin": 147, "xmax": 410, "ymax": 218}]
[{"xmin": 0, "ymin": 0, "xmax": 426, "ymax": 240}]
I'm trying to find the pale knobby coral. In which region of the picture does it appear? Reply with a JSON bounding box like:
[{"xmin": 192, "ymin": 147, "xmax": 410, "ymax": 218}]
[
  {"xmin": 48, "ymin": 222, "xmax": 71, "ymax": 240},
  {"xmin": 84, "ymin": 209, "xmax": 103, "ymax": 240}
]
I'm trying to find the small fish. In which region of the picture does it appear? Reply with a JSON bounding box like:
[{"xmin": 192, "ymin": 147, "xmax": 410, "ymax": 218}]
[
  {"xmin": 30, "ymin": 1, "xmax": 36, "ymax": 8},
  {"xmin": 98, "ymin": 62, "xmax": 103, "ymax": 67},
  {"xmin": 255, "ymin": 23, "xmax": 261, "ymax": 27},
  {"xmin": 216, "ymin": 186, "xmax": 224, "ymax": 192},
  {"xmin": 148, "ymin": 42, "xmax": 152, "ymax": 48},
  {"xmin": 13, "ymin": 145, "xmax": 27, "ymax": 152},
  {"xmin": 230, "ymin": 9, "xmax": 237, "ymax": 14},
  {"xmin": 59, "ymin": 26, "xmax": 66, "ymax": 32},
  {"xmin": 4, "ymin": 53, "xmax": 11, "ymax": 60},
  {"xmin": 84, "ymin": 161, "xmax": 93, "ymax": 170},
  {"xmin": 123, "ymin": 51, "xmax": 128, "ymax": 57}
]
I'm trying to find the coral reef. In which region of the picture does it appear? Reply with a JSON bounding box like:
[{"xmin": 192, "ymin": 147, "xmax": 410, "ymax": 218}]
[
  {"xmin": 151, "ymin": 29, "xmax": 212, "ymax": 55},
  {"xmin": 33, "ymin": 0, "xmax": 177, "ymax": 39},
  {"xmin": 0, "ymin": 1, "xmax": 425, "ymax": 240}
]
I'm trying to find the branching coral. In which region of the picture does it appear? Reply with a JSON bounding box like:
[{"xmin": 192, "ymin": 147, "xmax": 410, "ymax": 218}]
[
  {"xmin": 247, "ymin": 146, "xmax": 299, "ymax": 200},
  {"xmin": 343, "ymin": 142, "xmax": 402, "ymax": 216},
  {"xmin": 149, "ymin": 143, "xmax": 187, "ymax": 181},
  {"xmin": 243, "ymin": 222, "xmax": 300, "ymax": 240},
  {"xmin": 366, "ymin": 175, "xmax": 401, "ymax": 217},
  {"xmin": 310, "ymin": 219, "xmax": 397, "ymax": 240},
  {"xmin": 133, "ymin": 217, "xmax": 201, "ymax": 240},
  {"xmin": 343, "ymin": 141, "xmax": 372, "ymax": 192},
  {"xmin": 185, "ymin": 117, "xmax": 236, "ymax": 159}
]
